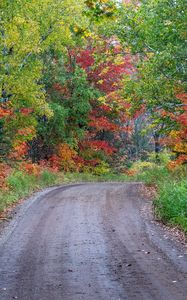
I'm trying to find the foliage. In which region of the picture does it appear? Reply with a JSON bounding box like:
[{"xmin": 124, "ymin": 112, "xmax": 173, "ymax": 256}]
[
  {"xmin": 92, "ymin": 161, "xmax": 111, "ymax": 176},
  {"xmin": 84, "ymin": 0, "xmax": 117, "ymax": 21},
  {"xmin": 58, "ymin": 143, "xmax": 77, "ymax": 172},
  {"xmin": 73, "ymin": 40, "xmax": 137, "ymax": 163},
  {"xmin": 135, "ymin": 166, "xmax": 170, "ymax": 185},
  {"xmin": 51, "ymin": 66, "xmax": 94, "ymax": 145},
  {"xmin": 0, "ymin": 0, "xmax": 88, "ymax": 156},
  {"xmin": 115, "ymin": 0, "xmax": 187, "ymax": 165},
  {"xmin": 129, "ymin": 162, "xmax": 187, "ymax": 233},
  {"xmin": 18, "ymin": 161, "xmax": 42, "ymax": 176},
  {"xmin": 130, "ymin": 160, "xmax": 157, "ymax": 173},
  {"xmin": 0, "ymin": 162, "xmax": 12, "ymax": 189},
  {"xmin": 155, "ymin": 178, "xmax": 187, "ymax": 233},
  {"xmin": 148, "ymin": 150, "xmax": 172, "ymax": 166}
]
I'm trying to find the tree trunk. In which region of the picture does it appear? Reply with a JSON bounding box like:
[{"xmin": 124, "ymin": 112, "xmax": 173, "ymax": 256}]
[{"xmin": 153, "ymin": 132, "xmax": 160, "ymax": 163}]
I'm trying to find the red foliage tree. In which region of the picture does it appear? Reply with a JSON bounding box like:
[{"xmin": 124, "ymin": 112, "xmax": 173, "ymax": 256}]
[{"xmin": 74, "ymin": 41, "xmax": 136, "ymax": 159}]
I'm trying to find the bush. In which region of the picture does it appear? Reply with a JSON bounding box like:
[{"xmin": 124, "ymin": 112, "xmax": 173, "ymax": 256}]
[
  {"xmin": 131, "ymin": 160, "xmax": 156, "ymax": 172},
  {"xmin": 93, "ymin": 161, "xmax": 111, "ymax": 176},
  {"xmin": 148, "ymin": 150, "xmax": 172, "ymax": 165},
  {"xmin": 135, "ymin": 166, "xmax": 170, "ymax": 185}
]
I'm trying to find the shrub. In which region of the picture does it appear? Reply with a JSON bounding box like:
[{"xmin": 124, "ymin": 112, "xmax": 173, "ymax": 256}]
[
  {"xmin": 58, "ymin": 143, "xmax": 77, "ymax": 172},
  {"xmin": 131, "ymin": 160, "xmax": 156, "ymax": 172},
  {"xmin": 19, "ymin": 161, "xmax": 41, "ymax": 176},
  {"xmin": 0, "ymin": 163, "xmax": 12, "ymax": 189},
  {"xmin": 148, "ymin": 150, "xmax": 172, "ymax": 165},
  {"xmin": 93, "ymin": 161, "xmax": 111, "ymax": 176},
  {"xmin": 135, "ymin": 166, "xmax": 170, "ymax": 185},
  {"xmin": 125, "ymin": 169, "xmax": 138, "ymax": 176}
]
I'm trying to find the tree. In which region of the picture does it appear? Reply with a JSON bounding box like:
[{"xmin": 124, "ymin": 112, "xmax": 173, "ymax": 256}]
[
  {"xmin": 73, "ymin": 38, "xmax": 138, "ymax": 164},
  {"xmin": 0, "ymin": 0, "xmax": 89, "ymax": 158},
  {"xmin": 29, "ymin": 53, "xmax": 98, "ymax": 162},
  {"xmin": 115, "ymin": 0, "xmax": 187, "ymax": 162}
]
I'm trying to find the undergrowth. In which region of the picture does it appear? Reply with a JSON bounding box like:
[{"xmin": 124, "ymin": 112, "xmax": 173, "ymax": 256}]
[
  {"xmin": 0, "ymin": 170, "xmax": 59, "ymax": 214},
  {"xmin": 155, "ymin": 177, "xmax": 187, "ymax": 233},
  {"xmin": 63, "ymin": 172, "xmax": 130, "ymax": 183},
  {"xmin": 134, "ymin": 165, "xmax": 187, "ymax": 233}
]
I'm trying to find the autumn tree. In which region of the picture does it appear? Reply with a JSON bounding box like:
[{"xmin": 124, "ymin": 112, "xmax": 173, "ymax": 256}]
[
  {"xmin": 0, "ymin": 0, "xmax": 89, "ymax": 159},
  {"xmin": 115, "ymin": 0, "xmax": 187, "ymax": 162},
  {"xmin": 29, "ymin": 58, "xmax": 98, "ymax": 161}
]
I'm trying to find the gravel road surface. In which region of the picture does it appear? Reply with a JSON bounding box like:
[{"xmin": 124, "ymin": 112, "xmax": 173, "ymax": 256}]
[{"xmin": 0, "ymin": 183, "xmax": 187, "ymax": 300}]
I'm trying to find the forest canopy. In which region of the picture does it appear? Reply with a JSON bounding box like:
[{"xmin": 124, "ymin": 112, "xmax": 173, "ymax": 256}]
[{"xmin": 0, "ymin": 0, "xmax": 186, "ymax": 176}]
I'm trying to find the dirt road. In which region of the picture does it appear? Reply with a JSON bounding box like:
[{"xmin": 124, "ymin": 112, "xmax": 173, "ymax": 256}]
[{"xmin": 0, "ymin": 183, "xmax": 187, "ymax": 300}]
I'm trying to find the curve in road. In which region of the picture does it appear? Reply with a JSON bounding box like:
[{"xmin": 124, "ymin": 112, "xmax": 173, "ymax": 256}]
[{"xmin": 0, "ymin": 183, "xmax": 187, "ymax": 300}]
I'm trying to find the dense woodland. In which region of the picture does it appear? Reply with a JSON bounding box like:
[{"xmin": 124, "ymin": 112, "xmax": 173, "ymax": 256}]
[{"xmin": 0, "ymin": 1, "xmax": 186, "ymax": 230}]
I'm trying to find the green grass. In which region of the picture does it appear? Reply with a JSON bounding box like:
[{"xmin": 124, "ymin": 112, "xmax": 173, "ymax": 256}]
[
  {"xmin": 155, "ymin": 178, "xmax": 187, "ymax": 233},
  {"xmin": 63, "ymin": 172, "xmax": 130, "ymax": 183},
  {"xmin": 134, "ymin": 165, "xmax": 187, "ymax": 233},
  {"xmin": 0, "ymin": 170, "xmax": 59, "ymax": 213},
  {"xmin": 134, "ymin": 166, "xmax": 170, "ymax": 185}
]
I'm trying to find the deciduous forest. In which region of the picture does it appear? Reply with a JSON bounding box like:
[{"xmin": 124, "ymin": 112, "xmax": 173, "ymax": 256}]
[{"xmin": 0, "ymin": 0, "xmax": 186, "ymax": 232}]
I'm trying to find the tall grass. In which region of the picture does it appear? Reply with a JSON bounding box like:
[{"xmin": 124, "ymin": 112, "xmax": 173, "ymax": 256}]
[
  {"xmin": 135, "ymin": 165, "xmax": 187, "ymax": 233},
  {"xmin": 155, "ymin": 178, "xmax": 187, "ymax": 233},
  {"xmin": 63, "ymin": 172, "xmax": 130, "ymax": 183},
  {"xmin": 0, "ymin": 170, "xmax": 58, "ymax": 214}
]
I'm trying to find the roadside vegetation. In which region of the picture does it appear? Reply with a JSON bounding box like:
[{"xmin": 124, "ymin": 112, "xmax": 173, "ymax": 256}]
[
  {"xmin": 0, "ymin": 170, "xmax": 59, "ymax": 213},
  {"xmin": 0, "ymin": 1, "xmax": 186, "ymax": 233},
  {"xmin": 1, "ymin": 162, "xmax": 186, "ymax": 234},
  {"xmin": 132, "ymin": 164, "xmax": 187, "ymax": 233}
]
